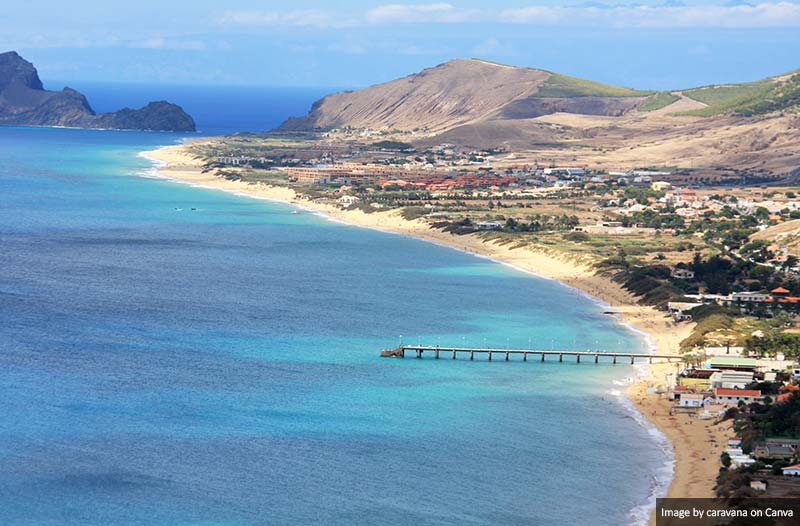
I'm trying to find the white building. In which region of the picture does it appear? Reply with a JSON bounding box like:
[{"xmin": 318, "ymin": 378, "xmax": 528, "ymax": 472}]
[
  {"xmin": 710, "ymin": 371, "xmax": 755, "ymax": 390},
  {"xmin": 750, "ymin": 480, "xmax": 767, "ymax": 491},
  {"xmin": 337, "ymin": 195, "xmax": 360, "ymax": 207},
  {"xmin": 678, "ymin": 393, "xmax": 705, "ymax": 408},
  {"xmin": 781, "ymin": 464, "xmax": 800, "ymax": 476},
  {"xmin": 715, "ymin": 388, "xmax": 762, "ymax": 405}
]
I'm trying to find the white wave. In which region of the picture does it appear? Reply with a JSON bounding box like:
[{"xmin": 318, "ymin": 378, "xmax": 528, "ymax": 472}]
[{"xmin": 608, "ymin": 383, "xmax": 675, "ymax": 526}]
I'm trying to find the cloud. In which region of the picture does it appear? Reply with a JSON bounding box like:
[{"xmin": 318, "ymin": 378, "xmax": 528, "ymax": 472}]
[
  {"xmin": 219, "ymin": 9, "xmax": 347, "ymax": 28},
  {"xmin": 220, "ymin": 2, "xmax": 800, "ymax": 30},
  {"xmin": 328, "ymin": 40, "xmax": 368, "ymax": 54},
  {"xmin": 472, "ymin": 37, "xmax": 515, "ymax": 57},
  {"xmin": 499, "ymin": 2, "xmax": 800, "ymax": 28},
  {"xmin": 130, "ymin": 38, "xmax": 206, "ymax": 50},
  {"xmin": 365, "ymin": 3, "xmax": 477, "ymax": 24}
]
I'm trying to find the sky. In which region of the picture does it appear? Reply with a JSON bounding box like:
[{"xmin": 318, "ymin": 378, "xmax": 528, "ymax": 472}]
[{"xmin": 4, "ymin": 1, "xmax": 800, "ymax": 90}]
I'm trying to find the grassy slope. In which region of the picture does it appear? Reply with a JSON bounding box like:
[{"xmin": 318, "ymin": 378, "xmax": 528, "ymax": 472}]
[
  {"xmin": 533, "ymin": 72, "xmax": 654, "ymax": 98},
  {"xmin": 638, "ymin": 92, "xmax": 681, "ymax": 112},
  {"xmin": 680, "ymin": 71, "xmax": 800, "ymax": 117},
  {"xmin": 531, "ymin": 67, "xmax": 800, "ymax": 115}
]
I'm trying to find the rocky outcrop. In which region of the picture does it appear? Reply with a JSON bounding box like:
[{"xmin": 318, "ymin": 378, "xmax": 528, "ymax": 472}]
[
  {"xmin": 498, "ymin": 96, "xmax": 647, "ymax": 119},
  {"xmin": 0, "ymin": 51, "xmax": 195, "ymax": 132}
]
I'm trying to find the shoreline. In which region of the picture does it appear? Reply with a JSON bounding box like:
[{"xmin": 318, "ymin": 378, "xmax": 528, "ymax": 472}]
[{"xmin": 141, "ymin": 143, "xmax": 726, "ymax": 523}]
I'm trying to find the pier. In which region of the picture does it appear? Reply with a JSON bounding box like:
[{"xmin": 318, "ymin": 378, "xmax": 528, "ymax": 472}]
[{"xmin": 380, "ymin": 345, "xmax": 683, "ymax": 364}]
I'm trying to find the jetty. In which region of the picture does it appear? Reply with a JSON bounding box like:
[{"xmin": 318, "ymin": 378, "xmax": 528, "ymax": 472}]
[{"xmin": 380, "ymin": 345, "xmax": 683, "ymax": 364}]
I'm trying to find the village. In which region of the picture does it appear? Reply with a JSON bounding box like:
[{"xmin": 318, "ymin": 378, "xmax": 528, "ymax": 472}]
[{"xmin": 661, "ymin": 343, "xmax": 800, "ymax": 498}]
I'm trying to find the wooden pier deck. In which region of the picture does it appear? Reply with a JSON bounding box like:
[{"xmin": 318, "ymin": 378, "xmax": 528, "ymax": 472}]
[{"xmin": 380, "ymin": 345, "xmax": 683, "ymax": 364}]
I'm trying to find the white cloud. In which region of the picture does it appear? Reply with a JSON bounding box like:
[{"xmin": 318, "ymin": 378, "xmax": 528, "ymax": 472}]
[
  {"xmin": 219, "ymin": 2, "xmax": 800, "ymax": 29},
  {"xmin": 472, "ymin": 37, "xmax": 515, "ymax": 57},
  {"xmin": 328, "ymin": 41, "xmax": 368, "ymax": 54},
  {"xmin": 219, "ymin": 9, "xmax": 349, "ymax": 28},
  {"xmin": 499, "ymin": 2, "xmax": 800, "ymax": 28},
  {"xmin": 365, "ymin": 3, "xmax": 477, "ymax": 24},
  {"xmin": 130, "ymin": 38, "xmax": 206, "ymax": 50}
]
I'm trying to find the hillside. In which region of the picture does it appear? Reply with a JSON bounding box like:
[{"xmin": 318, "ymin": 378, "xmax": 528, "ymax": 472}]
[
  {"xmin": 278, "ymin": 59, "xmax": 660, "ymax": 134},
  {"xmin": 681, "ymin": 71, "xmax": 800, "ymax": 117},
  {"xmin": 278, "ymin": 59, "xmax": 800, "ymax": 136},
  {"xmin": 274, "ymin": 58, "xmax": 800, "ymax": 178},
  {"xmin": 0, "ymin": 51, "xmax": 196, "ymax": 131}
]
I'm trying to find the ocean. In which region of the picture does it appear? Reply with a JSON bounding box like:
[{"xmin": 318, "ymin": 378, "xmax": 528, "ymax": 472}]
[{"xmin": 0, "ymin": 86, "xmax": 671, "ymax": 525}]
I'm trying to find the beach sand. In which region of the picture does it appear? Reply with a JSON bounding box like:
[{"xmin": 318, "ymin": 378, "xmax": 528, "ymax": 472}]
[{"xmin": 142, "ymin": 143, "xmax": 725, "ymax": 521}]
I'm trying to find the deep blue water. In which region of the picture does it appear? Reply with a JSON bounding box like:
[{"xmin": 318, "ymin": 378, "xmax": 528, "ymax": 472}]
[{"xmin": 0, "ymin": 91, "xmax": 670, "ymax": 525}]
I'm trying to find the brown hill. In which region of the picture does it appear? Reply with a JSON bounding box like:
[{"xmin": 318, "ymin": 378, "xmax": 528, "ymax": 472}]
[
  {"xmin": 277, "ymin": 58, "xmax": 800, "ymax": 179},
  {"xmin": 277, "ymin": 58, "xmax": 656, "ymax": 135},
  {"xmin": 280, "ymin": 59, "xmax": 551, "ymax": 134}
]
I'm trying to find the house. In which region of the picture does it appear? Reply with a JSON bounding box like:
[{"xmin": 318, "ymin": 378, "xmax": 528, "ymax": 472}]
[
  {"xmin": 753, "ymin": 438, "xmax": 800, "ymax": 460},
  {"xmin": 714, "ymin": 388, "xmax": 762, "ymax": 405},
  {"xmin": 710, "ymin": 370, "xmax": 754, "ymax": 390},
  {"xmin": 728, "ymin": 437, "xmax": 742, "ymax": 447},
  {"xmin": 750, "ymin": 480, "xmax": 768, "ymax": 491},
  {"xmin": 476, "ymin": 221, "xmax": 502, "ymax": 230},
  {"xmin": 730, "ymin": 291, "xmax": 770, "ymax": 303},
  {"xmin": 777, "ymin": 384, "xmax": 800, "ymax": 404},
  {"xmin": 337, "ymin": 195, "xmax": 360, "ymax": 207},
  {"xmin": 726, "ymin": 448, "xmax": 757, "ymax": 468},
  {"xmin": 782, "ymin": 464, "xmax": 800, "ymax": 476},
  {"xmin": 707, "ymin": 357, "xmax": 758, "ymax": 371},
  {"xmin": 772, "ymin": 287, "xmax": 791, "ymax": 297},
  {"xmin": 671, "ymin": 269, "xmax": 695, "ymax": 280},
  {"xmin": 677, "ymin": 393, "xmax": 705, "ymax": 408}
]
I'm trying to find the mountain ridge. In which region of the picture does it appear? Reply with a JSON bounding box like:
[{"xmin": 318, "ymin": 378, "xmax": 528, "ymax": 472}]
[
  {"xmin": 277, "ymin": 58, "xmax": 800, "ymax": 136},
  {"xmin": 0, "ymin": 51, "xmax": 196, "ymax": 132}
]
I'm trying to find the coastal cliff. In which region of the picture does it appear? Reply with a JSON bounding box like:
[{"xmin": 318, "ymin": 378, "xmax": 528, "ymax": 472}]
[{"xmin": 0, "ymin": 51, "xmax": 195, "ymax": 132}]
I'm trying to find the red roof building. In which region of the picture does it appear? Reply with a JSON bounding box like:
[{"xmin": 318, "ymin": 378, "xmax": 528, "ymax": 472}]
[{"xmin": 715, "ymin": 388, "xmax": 761, "ymax": 397}]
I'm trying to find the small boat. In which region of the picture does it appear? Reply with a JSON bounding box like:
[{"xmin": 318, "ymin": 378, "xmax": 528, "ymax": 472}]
[{"xmin": 291, "ymin": 210, "xmax": 300, "ymax": 215}]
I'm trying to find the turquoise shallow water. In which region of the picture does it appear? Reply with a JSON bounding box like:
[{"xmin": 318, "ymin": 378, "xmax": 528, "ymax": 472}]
[{"xmin": 0, "ymin": 125, "xmax": 670, "ymax": 525}]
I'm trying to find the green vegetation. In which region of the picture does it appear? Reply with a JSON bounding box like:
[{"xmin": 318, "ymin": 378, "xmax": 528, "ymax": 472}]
[
  {"xmin": 533, "ymin": 72, "xmax": 653, "ymax": 98},
  {"xmin": 400, "ymin": 206, "xmax": 429, "ymax": 220},
  {"xmin": 680, "ymin": 72, "xmax": 800, "ymax": 117},
  {"xmin": 219, "ymin": 169, "xmax": 289, "ymax": 186},
  {"xmin": 372, "ymin": 140, "xmax": 413, "ymax": 151},
  {"xmin": 638, "ymin": 92, "xmax": 680, "ymax": 112},
  {"xmin": 734, "ymin": 393, "xmax": 800, "ymax": 451},
  {"xmin": 680, "ymin": 304, "xmax": 740, "ymax": 350},
  {"xmin": 746, "ymin": 333, "xmax": 800, "ymax": 358},
  {"xmin": 684, "ymin": 80, "xmax": 772, "ymax": 107},
  {"xmin": 611, "ymin": 263, "xmax": 685, "ymax": 305}
]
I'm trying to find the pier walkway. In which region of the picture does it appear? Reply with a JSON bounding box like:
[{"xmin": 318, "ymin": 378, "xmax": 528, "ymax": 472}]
[{"xmin": 380, "ymin": 345, "xmax": 683, "ymax": 364}]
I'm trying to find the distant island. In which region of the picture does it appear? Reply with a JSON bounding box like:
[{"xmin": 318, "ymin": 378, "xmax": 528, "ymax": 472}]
[{"xmin": 0, "ymin": 51, "xmax": 195, "ymax": 132}]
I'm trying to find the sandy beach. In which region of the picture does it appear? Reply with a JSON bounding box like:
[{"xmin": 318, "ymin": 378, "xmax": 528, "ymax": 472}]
[{"xmin": 142, "ymin": 142, "xmax": 724, "ymax": 520}]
